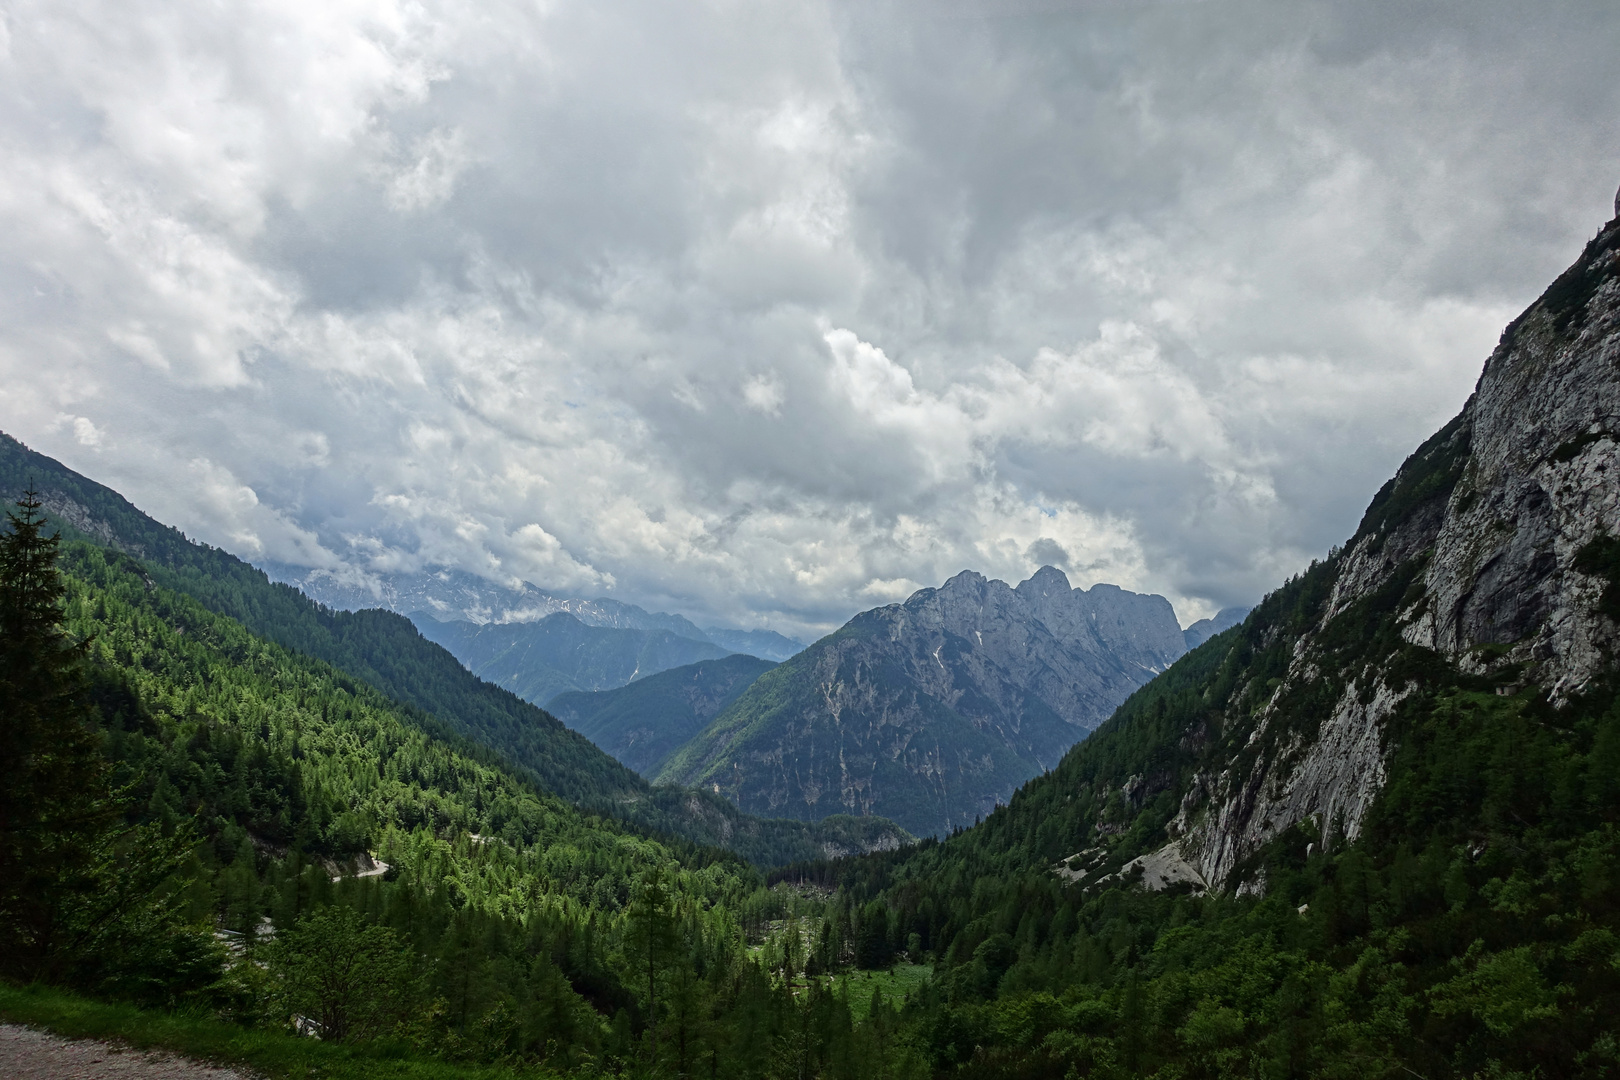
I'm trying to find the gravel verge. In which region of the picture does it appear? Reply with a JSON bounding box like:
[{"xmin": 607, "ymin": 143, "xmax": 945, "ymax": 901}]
[{"xmin": 0, "ymin": 1022, "xmax": 255, "ymax": 1080}]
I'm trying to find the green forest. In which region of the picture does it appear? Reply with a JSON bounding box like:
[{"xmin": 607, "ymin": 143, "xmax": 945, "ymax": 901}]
[
  {"xmin": 0, "ymin": 492, "xmax": 925, "ymax": 1078},
  {"xmin": 0, "ymin": 428, "xmax": 909, "ymax": 871}
]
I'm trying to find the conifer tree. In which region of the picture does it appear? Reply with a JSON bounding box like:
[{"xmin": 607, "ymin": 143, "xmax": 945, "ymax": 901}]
[
  {"xmin": 0, "ymin": 488, "xmax": 113, "ymax": 978},
  {"xmin": 0, "ymin": 492, "xmax": 206, "ymax": 995},
  {"xmin": 627, "ymin": 864, "xmax": 679, "ymax": 1066}
]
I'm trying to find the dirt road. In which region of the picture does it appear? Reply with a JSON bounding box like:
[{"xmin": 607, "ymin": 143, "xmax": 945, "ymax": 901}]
[{"xmin": 0, "ymin": 1023, "xmax": 254, "ymax": 1079}]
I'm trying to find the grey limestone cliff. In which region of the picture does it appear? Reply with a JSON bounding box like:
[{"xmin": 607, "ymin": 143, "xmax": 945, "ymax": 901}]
[{"xmin": 1125, "ymin": 213, "xmax": 1620, "ymax": 893}]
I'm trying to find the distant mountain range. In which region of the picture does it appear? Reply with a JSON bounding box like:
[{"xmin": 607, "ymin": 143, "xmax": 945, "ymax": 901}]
[
  {"xmin": 655, "ymin": 566, "xmax": 1207, "ymax": 837},
  {"xmin": 1181, "ymin": 604, "xmax": 1251, "ymax": 650},
  {"xmin": 527, "ymin": 569, "xmax": 1254, "ymax": 836},
  {"xmin": 412, "ymin": 611, "xmax": 735, "ymax": 705},
  {"xmin": 262, "ymin": 562, "xmax": 806, "ymax": 662},
  {"xmin": 548, "ymin": 653, "xmax": 778, "ymax": 777}
]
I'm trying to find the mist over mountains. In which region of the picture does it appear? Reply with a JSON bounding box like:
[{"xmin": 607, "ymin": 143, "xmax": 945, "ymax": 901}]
[
  {"xmin": 263, "ymin": 563, "xmax": 806, "ymax": 662},
  {"xmin": 5, "ymin": 0, "xmax": 1620, "ymax": 1072},
  {"xmin": 1181, "ymin": 604, "xmax": 1251, "ymax": 650},
  {"xmin": 5, "ymin": 194, "xmax": 1620, "ymax": 1080}
]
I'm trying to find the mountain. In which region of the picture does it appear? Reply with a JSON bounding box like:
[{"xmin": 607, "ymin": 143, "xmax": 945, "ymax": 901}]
[
  {"xmin": 0, "ymin": 432, "xmax": 907, "ymax": 867},
  {"xmin": 700, "ymin": 626, "xmax": 804, "ymax": 663},
  {"xmin": 549, "ymin": 653, "xmax": 778, "ymax": 777},
  {"xmin": 792, "ymin": 210, "xmax": 1620, "ymax": 1078},
  {"xmin": 658, "ymin": 566, "xmax": 1188, "ymax": 836},
  {"xmin": 412, "ymin": 611, "xmax": 732, "ymax": 705},
  {"xmin": 1180, "ymin": 603, "xmax": 1250, "ymax": 649},
  {"xmin": 265, "ymin": 562, "xmax": 805, "ymax": 659}
]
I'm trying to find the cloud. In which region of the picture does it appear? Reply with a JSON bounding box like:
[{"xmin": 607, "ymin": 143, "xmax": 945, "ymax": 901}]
[
  {"xmin": 742, "ymin": 374, "xmax": 785, "ymax": 416},
  {"xmin": 71, "ymin": 417, "xmax": 102, "ymax": 448},
  {"xmin": 0, "ymin": 0, "xmax": 1616, "ymax": 637}
]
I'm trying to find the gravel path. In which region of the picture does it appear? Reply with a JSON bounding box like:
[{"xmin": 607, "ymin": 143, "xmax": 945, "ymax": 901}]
[{"xmin": 0, "ymin": 1023, "xmax": 255, "ymax": 1079}]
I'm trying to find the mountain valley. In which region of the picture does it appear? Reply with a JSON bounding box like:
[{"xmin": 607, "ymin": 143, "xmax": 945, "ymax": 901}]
[
  {"xmin": 411, "ymin": 610, "xmax": 734, "ymax": 705},
  {"xmin": 790, "ymin": 207, "xmax": 1620, "ymax": 1079},
  {"xmin": 549, "ymin": 653, "xmax": 779, "ymax": 777},
  {"xmin": 5, "ymin": 205, "xmax": 1620, "ymax": 1080}
]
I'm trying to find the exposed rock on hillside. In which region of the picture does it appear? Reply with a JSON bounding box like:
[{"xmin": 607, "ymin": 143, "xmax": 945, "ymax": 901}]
[
  {"xmin": 1129, "ymin": 215, "xmax": 1620, "ymax": 892},
  {"xmin": 657, "ymin": 566, "xmax": 1187, "ymax": 837}
]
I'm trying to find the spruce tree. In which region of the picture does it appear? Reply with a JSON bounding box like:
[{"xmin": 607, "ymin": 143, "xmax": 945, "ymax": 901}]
[
  {"xmin": 0, "ymin": 491, "xmax": 202, "ymax": 994},
  {"xmin": 627, "ymin": 864, "xmax": 679, "ymax": 1066},
  {"xmin": 0, "ymin": 488, "xmax": 113, "ymax": 978}
]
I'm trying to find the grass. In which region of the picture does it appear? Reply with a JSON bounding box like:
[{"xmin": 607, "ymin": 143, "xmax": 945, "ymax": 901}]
[
  {"xmin": 0, "ymin": 982, "xmax": 558, "ymax": 1080},
  {"xmin": 823, "ymin": 964, "xmax": 933, "ymax": 1022}
]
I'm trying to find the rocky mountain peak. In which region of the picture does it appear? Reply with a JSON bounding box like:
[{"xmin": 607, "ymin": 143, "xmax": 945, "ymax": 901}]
[
  {"xmin": 1016, "ymin": 563, "xmax": 1074, "ymax": 599},
  {"xmin": 658, "ymin": 567, "xmax": 1189, "ymax": 835}
]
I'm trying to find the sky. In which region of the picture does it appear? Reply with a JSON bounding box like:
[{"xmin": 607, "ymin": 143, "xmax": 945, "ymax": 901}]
[{"xmin": 2, "ymin": 0, "xmax": 1617, "ymax": 639}]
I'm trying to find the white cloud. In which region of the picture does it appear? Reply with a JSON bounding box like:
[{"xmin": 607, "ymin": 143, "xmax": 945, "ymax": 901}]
[
  {"xmin": 0, "ymin": 0, "xmax": 1616, "ymax": 638},
  {"xmin": 742, "ymin": 374, "xmax": 785, "ymax": 415},
  {"xmin": 386, "ymin": 127, "xmax": 471, "ymax": 213},
  {"xmin": 72, "ymin": 417, "xmax": 102, "ymax": 448}
]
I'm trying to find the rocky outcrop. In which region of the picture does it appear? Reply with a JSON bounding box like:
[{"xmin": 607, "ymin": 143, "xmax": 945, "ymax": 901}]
[
  {"xmin": 1406, "ymin": 225, "xmax": 1620, "ymax": 700},
  {"xmin": 657, "ymin": 566, "xmax": 1187, "ymax": 837},
  {"xmin": 1137, "ymin": 215, "xmax": 1620, "ymax": 893},
  {"xmin": 1169, "ymin": 677, "xmax": 1405, "ymax": 889}
]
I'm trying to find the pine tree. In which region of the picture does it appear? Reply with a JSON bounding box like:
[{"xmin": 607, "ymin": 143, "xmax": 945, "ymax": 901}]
[
  {"xmin": 0, "ymin": 492, "xmax": 206, "ymax": 995},
  {"xmin": 0, "ymin": 488, "xmax": 113, "ymax": 978},
  {"xmin": 627, "ymin": 864, "xmax": 679, "ymax": 1067}
]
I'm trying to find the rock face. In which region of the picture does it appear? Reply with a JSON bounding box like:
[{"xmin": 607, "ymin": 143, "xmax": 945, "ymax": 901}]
[
  {"xmin": 656, "ymin": 566, "xmax": 1187, "ymax": 837},
  {"xmin": 1137, "ymin": 214, "xmax": 1620, "ymax": 892},
  {"xmin": 1405, "ymin": 252, "xmax": 1620, "ymax": 700}
]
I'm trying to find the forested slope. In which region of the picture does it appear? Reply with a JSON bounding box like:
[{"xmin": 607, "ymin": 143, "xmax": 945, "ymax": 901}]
[
  {"xmin": 0, "ymin": 515, "xmax": 926, "ymax": 1076},
  {"xmin": 0, "ymin": 433, "xmax": 647, "ymax": 808},
  {"xmin": 550, "ymin": 653, "xmax": 778, "ymax": 777},
  {"xmin": 0, "ymin": 434, "xmax": 907, "ymax": 867}
]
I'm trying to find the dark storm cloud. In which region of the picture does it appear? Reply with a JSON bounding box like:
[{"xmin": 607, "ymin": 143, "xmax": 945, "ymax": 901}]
[{"xmin": 0, "ymin": 0, "xmax": 1615, "ymax": 636}]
